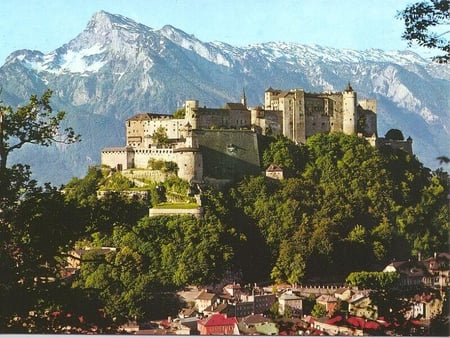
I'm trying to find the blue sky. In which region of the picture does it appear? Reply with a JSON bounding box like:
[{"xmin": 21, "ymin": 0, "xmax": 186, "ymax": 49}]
[{"xmin": 0, "ymin": 0, "xmax": 433, "ymax": 63}]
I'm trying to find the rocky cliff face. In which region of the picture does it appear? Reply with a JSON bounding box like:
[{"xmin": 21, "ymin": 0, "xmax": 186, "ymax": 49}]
[{"xmin": 1, "ymin": 11, "xmax": 448, "ymax": 184}]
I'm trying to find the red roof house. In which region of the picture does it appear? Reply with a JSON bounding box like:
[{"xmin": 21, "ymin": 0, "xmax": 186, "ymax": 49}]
[{"xmin": 197, "ymin": 313, "xmax": 239, "ymax": 335}]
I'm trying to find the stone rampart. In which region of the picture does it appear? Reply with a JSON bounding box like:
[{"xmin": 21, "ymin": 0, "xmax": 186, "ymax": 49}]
[{"xmin": 149, "ymin": 207, "xmax": 204, "ymax": 218}]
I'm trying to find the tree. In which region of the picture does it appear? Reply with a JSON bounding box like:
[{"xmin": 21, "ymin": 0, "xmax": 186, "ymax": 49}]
[
  {"xmin": 345, "ymin": 271, "xmax": 400, "ymax": 290},
  {"xmin": 152, "ymin": 126, "xmax": 169, "ymax": 145},
  {"xmin": 397, "ymin": 0, "xmax": 450, "ymax": 63},
  {"xmin": 262, "ymin": 135, "xmax": 306, "ymax": 175},
  {"xmin": 385, "ymin": 128, "xmax": 405, "ymax": 140},
  {"xmin": 0, "ymin": 89, "xmax": 79, "ymax": 170},
  {"xmin": 173, "ymin": 107, "xmax": 185, "ymax": 119},
  {"xmin": 0, "ymin": 91, "xmax": 85, "ymax": 332},
  {"xmin": 311, "ymin": 303, "xmax": 327, "ymax": 318}
]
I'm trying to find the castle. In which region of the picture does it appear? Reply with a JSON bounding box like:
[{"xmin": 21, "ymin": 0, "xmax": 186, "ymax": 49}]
[{"xmin": 101, "ymin": 84, "xmax": 412, "ymax": 185}]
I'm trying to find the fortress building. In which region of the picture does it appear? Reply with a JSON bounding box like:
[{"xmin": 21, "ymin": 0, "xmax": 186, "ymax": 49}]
[
  {"xmin": 101, "ymin": 84, "xmax": 410, "ymax": 185},
  {"xmin": 253, "ymin": 83, "xmax": 377, "ymax": 144}
]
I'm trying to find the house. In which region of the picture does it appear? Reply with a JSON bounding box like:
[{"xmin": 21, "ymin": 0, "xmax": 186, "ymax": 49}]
[
  {"xmin": 255, "ymin": 321, "xmax": 279, "ymax": 335},
  {"xmin": 63, "ymin": 247, "xmax": 116, "ymax": 278},
  {"xmin": 421, "ymin": 252, "xmax": 450, "ymax": 289},
  {"xmin": 406, "ymin": 293, "xmax": 443, "ymax": 320},
  {"xmin": 238, "ymin": 314, "xmax": 277, "ymax": 335},
  {"xmin": 223, "ymin": 282, "xmax": 242, "ymax": 299},
  {"xmin": 178, "ymin": 317, "xmax": 200, "ymax": 335},
  {"xmin": 278, "ymin": 290, "xmax": 302, "ymax": 316},
  {"xmin": 301, "ymin": 315, "xmax": 361, "ymax": 336},
  {"xmin": 348, "ymin": 293, "xmax": 378, "ymax": 320},
  {"xmin": 265, "ymin": 164, "xmax": 284, "ymax": 180},
  {"xmin": 334, "ymin": 287, "xmax": 354, "ymax": 302},
  {"xmin": 316, "ymin": 294, "xmax": 338, "ymax": 317},
  {"xmin": 382, "ymin": 260, "xmax": 429, "ymax": 286},
  {"xmin": 195, "ymin": 290, "xmax": 218, "ymax": 313},
  {"xmin": 197, "ymin": 313, "xmax": 239, "ymax": 335},
  {"xmin": 203, "ymin": 302, "xmax": 228, "ymax": 317},
  {"xmin": 178, "ymin": 306, "xmax": 198, "ymax": 319}
]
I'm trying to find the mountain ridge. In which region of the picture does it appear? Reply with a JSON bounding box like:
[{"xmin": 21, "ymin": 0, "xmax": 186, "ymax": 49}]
[{"xmin": 1, "ymin": 11, "xmax": 448, "ymax": 184}]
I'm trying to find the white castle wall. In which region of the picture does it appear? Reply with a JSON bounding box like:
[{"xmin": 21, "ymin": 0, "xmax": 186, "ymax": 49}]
[
  {"xmin": 101, "ymin": 147, "xmax": 134, "ymax": 170},
  {"xmin": 102, "ymin": 144, "xmax": 202, "ymax": 183}
]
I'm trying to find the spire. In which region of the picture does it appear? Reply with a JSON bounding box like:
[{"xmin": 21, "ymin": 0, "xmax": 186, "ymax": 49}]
[
  {"xmin": 344, "ymin": 82, "xmax": 354, "ymax": 92},
  {"xmin": 241, "ymin": 88, "xmax": 247, "ymax": 108}
]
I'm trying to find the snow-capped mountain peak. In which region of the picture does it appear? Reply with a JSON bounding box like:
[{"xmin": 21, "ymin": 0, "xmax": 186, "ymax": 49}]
[{"xmin": 87, "ymin": 10, "xmax": 152, "ymax": 34}]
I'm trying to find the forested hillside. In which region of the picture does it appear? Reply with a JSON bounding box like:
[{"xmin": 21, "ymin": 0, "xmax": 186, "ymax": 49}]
[{"xmin": 61, "ymin": 133, "xmax": 449, "ymax": 324}]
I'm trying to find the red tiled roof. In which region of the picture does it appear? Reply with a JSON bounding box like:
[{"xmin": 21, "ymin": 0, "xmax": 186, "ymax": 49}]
[
  {"xmin": 326, "ymin": 315, "xmax": 343, "ymax": 325},
  {"xmin": 199, "ymin": 313, "xmax": 237, "ymax": 327}
]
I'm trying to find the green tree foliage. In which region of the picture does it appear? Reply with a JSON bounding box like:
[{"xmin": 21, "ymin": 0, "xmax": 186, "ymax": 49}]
[
  {"xmin": 148, "ymin": 158, "xmax": 178, "ymax": 173},
  {"xmin": 262, "ymin": 135, "xmax": 306, "ymax": 175},
  {"xmin": 345, "ymin": 270, "xmax": 413, "ymax": 328},
  {"xmin": 0, "ymin": 89, "xmax": 79, "ymax": 169},
  {"xmin": 102, "ymin": 172, "xmax": 134, "ymax": 190},
  {"xmin": 173, "ymin": 107, "xmax": 185, "ymax": 119},
  {"xmin": 232, "ymin": 133, "xmax": 448, "ymax": 284},
  {"xmin": 152, "ymin": 126, "xmax": 169, "ymax": 145},
  {"xmin": 74, "ymin": 188, "xmax": 236, "ymax": 322},
  {"xmin": 311, "ymin": 303, "xmax": 327, "ymax": 318},
  {"xmin": 385, "ymin": 128, "xmax": 405, "ymax": 140},
  {"xmin": 397, "ymin": 0, "xmax": 450, "ymax": 63},
  {"xmin": 0, "ymin": 91, "xmax": 95, "ymax": 332},
  {"xmin": 345, "ymin": 271, "xmax": 400, "ymax": 290},
  {"xmin": 64, "ymin": 166, "xmax": 106, "ymax": 205}
]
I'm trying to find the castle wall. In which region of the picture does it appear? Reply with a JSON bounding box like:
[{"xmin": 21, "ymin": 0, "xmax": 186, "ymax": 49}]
[
  {"xmin": 357, "ymin": 99, "xmax": 377, "ymax": 136},
  {"xmin": 293, "ymin": 90, "xmax": 306, "ymax": 144},
  {"xmin": 194, "ymin": 108, "xmax": 251, "ymax": 129},
  {"xmin": 102, "ymin": 145, "xmax": 202, "ymax": 183},
  {"xmin": 262, "ymin": 88, "xmax": 368, "ymax": 144},
  {"xmin": 101, "ymin": 147, "xmax": 134, "ymax": 170},
  {"xmin": 126, "ymin": 115, "xmax": 185, "ymax": 147},
  {"xmin": 251, "ymin": 107, "xmax": 283, "ymax": 136},
  {"xmin": 304, "ymin": 95, "xmax": 332, "ymax": 139},
  {"xmin": 194, "ymin": 130, "xmax": 262, "ymax": 183},
  {"xmin": 326, "ymin": 93, "xmax": 344, "ymax": 133},
  {"xmin": 149, "ymin": 207, "xmax": 204, "ymax": 218},
  {"xmin": 133, "ymin": 147, "xmax": 176, "ymax": 168},
  {"xmin": 376, "ymin": 137, "xmax": 413, "ymax": 154}
]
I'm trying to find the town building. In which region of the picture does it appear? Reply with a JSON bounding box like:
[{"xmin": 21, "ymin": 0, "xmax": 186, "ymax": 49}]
[
  {"xmin": 197, "ymin": 313, "xmax": 239, "ymax": 335},
  {"xmin": 278, "ymin": 290, "xmax": 303, "ymax": 316},
  {"xmin": 195, "ymin": 290, "xmax": 218, "ymax": 313}
]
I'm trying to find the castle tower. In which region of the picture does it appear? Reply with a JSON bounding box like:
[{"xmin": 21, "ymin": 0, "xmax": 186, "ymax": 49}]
[
  {"xmin": 174, "ymin": 125, "xmax": 203, "ymax": 183},
  {"xmin": 342, "ymin": 83, "xmax": 357, "ymax": 135},
  {"xmin": 185, "ymin": 100, "xmax": 199, "ymax": 129}
]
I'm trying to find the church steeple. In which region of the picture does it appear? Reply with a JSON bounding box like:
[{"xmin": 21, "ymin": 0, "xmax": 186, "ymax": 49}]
[
  {"xmin": 241, "ymin": 88, "xmax": 247, "ymax": 108},
  {"xmin": 344, "ymin": 82, "xmax": 354, "ymax": 92}
]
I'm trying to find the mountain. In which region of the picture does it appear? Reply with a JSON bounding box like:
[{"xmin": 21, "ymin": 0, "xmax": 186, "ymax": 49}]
[{"xmin": 1, "ymin": 11, "xmax": 449, "ymax": 185}]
